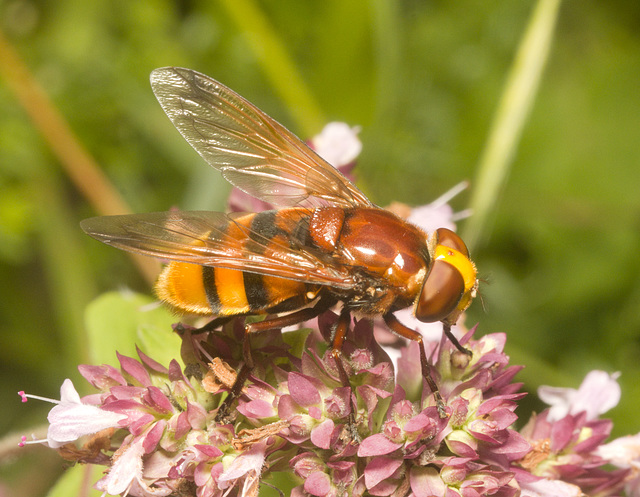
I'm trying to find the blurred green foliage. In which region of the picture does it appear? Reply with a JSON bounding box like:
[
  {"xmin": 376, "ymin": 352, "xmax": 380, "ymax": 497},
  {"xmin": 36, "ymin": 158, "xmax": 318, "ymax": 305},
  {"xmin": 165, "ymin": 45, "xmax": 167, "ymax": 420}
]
[{"xmin": 1, "ymin": 1, "xmax": 640, "ymax": 495}]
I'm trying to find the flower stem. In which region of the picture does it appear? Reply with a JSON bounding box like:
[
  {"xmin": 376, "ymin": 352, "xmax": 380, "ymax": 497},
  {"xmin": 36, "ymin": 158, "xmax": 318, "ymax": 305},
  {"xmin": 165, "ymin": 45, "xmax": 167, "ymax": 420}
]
[
  {"xmin": 217, "ymin": 0, "xmax": 326, "ymax": 135},
  {"xmin": 462, "ymin": 0, "xmax": 562, "ymax": 251},
  {"xmin": 0, "ymin": 30, "xmax": 160, "ymax": 285}
]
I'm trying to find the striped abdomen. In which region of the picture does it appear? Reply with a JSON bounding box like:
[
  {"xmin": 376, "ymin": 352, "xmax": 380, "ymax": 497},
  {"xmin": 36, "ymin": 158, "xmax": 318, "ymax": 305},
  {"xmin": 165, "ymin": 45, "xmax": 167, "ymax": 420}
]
[{"xmin": 155, "ymin": 209, "xmax": 322, "ymax": 316}]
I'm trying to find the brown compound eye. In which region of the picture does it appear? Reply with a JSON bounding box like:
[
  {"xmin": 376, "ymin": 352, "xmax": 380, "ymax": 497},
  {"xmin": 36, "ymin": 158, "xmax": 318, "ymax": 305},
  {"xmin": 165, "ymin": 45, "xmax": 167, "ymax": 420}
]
[
  {"xmin": 415, "ymin": 259, "xmax": 465, "ymax": 323},
  {"xmin": 436, "ymin": 227, "xmax": 469, "ymax": 257}
]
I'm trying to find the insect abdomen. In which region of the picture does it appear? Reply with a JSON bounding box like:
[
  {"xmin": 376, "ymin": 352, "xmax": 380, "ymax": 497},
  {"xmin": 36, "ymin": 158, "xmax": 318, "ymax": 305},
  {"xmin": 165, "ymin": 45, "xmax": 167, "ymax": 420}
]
[
  {"xmin": 156, "ymin": 262, "xmax": 317, "ymax": 316},
  {"xmin": 155, "ymin": 209, "xmax": 321, "ymax": 316}
]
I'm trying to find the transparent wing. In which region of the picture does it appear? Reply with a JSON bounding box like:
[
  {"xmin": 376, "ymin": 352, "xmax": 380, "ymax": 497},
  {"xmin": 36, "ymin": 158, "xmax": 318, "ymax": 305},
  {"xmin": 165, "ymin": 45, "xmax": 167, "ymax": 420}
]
[
  {"xmin": 81, "ymin": 210, "xmax": 357, "ymax": 289},
  {"xmin": 150, "ymin": 67, "xmax": 373, "ymax": 208}
]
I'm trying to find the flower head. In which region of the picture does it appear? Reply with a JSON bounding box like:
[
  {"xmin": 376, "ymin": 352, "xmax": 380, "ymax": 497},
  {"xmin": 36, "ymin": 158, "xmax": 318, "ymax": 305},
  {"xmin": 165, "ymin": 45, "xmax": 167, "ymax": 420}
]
[
  {"xmin": 19, "ymin": 379, "xmax": 126, "ymax": 450},
  {"xmin": 538, "ymin": 370, "xmax": 621, "ymax": 422},
  {"xmin": 515, "ymin": 371, "xmax": 630, "ymax": 496},
  {"xmin": 20, "ymin": 124, "xmax": 638, "ymax": 497}
]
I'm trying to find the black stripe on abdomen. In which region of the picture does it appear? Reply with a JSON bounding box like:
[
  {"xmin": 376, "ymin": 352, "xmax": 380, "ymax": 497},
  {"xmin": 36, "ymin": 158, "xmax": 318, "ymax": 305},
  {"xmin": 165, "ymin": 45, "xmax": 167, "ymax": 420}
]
[
  {"xmin": 202, "ymin": 266, "xmax": 223, "ymax": 315},
  {"xmin": 243, "ymin": 271, "xmax": 271, "ymax": 311}
]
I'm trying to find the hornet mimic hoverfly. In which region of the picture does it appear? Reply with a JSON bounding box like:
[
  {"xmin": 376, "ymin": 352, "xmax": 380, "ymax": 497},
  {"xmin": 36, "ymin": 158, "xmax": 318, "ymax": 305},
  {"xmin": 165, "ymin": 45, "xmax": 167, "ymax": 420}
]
[{"xmin": 81, "ymin": 67, "xmax": 478, "ymax": 415}]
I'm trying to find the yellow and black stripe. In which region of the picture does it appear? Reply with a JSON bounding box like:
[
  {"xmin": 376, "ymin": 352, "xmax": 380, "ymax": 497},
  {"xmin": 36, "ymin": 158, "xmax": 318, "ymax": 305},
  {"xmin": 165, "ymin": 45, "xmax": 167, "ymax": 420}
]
[{"xmin": 155, "ymin": 209, "xmax": 321, "ymax": 316}]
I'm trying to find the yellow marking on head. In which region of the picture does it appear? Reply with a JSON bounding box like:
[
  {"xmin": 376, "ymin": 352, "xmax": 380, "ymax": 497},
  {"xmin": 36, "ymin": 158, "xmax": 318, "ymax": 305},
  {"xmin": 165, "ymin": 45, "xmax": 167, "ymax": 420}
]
[{"xmin": 434, "ymin": 245, "xmax": 477, "ymax": 292}]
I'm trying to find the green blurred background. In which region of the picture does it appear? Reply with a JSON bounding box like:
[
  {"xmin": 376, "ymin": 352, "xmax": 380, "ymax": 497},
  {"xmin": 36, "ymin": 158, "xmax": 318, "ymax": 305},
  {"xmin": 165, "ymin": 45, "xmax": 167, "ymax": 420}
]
[{"xmin": 1, "ymin": 1, "xmax": 639, "ymax": 495}]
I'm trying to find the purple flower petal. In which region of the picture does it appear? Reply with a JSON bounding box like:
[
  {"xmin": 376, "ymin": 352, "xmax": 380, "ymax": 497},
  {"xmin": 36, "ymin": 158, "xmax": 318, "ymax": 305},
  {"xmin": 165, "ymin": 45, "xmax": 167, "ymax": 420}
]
[
  {"xmin": 194, "ymin": 444, "xmax": 224, "ymax": 459},
  {"xmin": 324, "ymin": 387, "xmax": 351, "ymax": 419},
  {"xmin": 143, "ymin": 419, "xmax": 166, "ymax": 453},
  {"xmin": 168, "ymin": 359, "xmax": 190, "ymax": 384},
  {"xmin": 218, "ymin": 440, "xmax": 266, "ymax": 482},
  {"xmin": 78, "ymin": 364, "xmax": 126, "ymax": 389},
  {"xmin": 237, "ymin": 399, "xmax": 275, "ymax": 419},
  {"xmin": 137, "ymin": 346, "xmax": 169, "ymax": 374},
  {"xmin": 291, "ymin": 452, "xmax": 325, "ymax": 478},
  {"xmin": 117, "ymin": 352, "xmax": 151, "ymax": 387},
  {"xmin": 446, "ymin": 431, "xmax": 478, "ymax": 458},
  {"xmin": 128, "ymin": 412, "xmax": 156, "ymax": 436},
  {"xmin": 310, "ymin": 419, "xmax": 335, "ymax": 449},
  {"xmin": 364, "ymin": 456, "xmax": 403, "ymax": 489},
  {"xmin": 186, "ymin": 400, "xmax": 206, "ymax": 430},
  {"xmin": 144, "ymin": 386, "xmax": 173, "ymax": 414},
  {"xmin": 358, "ymin": 434, "xmax": 402, "ymax": 457},
  {"xmin": 550, "ymin": 415, "xmax": 576, "ymax": 452},
  {"xmin": 403, "ymin": 412, "xmax": 436, "ymax": 435},
  {"xmin": 304, "ymin": 471, "xmax": 332, "ymax": 497},
  {"xmin": 327, "ymin": 460, "xmax": 356, "ymax": 486},
  {"xmin": 278, "ymin": 394, "xmax": 301, "ymax": 420},
  {"xmin": 283, "ymin": 415, "xmax": 312, "ymax": 444},
  {"xmin": 487, "ymin": 429, "xmax": 531, "ymax": 459},
  {"xmin": 108, "ymin": 385, "xmax": 145, "ymax": 400},
  {"xmin": 288, "ymin": 372, "xmax": 322, "ymax": 407},
  {"xmin": 410, "ymin": 466, "xmax": 446, "ymax": 497},
  {"xmin": 308, "ymin": 406, "xmax": 322, "ymax": 420},
  {"xmin": 174, "ymin": 411, "xmax": 191, "ymax": 440}
]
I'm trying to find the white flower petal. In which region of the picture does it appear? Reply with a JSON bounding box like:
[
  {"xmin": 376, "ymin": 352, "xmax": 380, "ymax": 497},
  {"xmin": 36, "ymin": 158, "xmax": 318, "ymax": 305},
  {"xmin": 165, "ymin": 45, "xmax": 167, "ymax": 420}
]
[
  {"xmin": 520, "ymin": 478, "xmax": 583, "ymax": 497},
  {"xmin": 219, "ymin": 441, "xmax": 266, "ymax": 482},
  {"xmin": 537, "ymin": 385, "xmax": 575, "ymax": 422},
  {"xmin": 573, "ymin": 370, "xmax": 620, "ymax": 419},
  {"xmin": 97, "ymin": 439, "xmax": 145, "ymax": 495},
  {"xmin": 539, "ymin": 370, "xmax": 621, "ymax": 422},
  {"xmin": 59, "ymin": 378, "xmax": 82, "ymax": 404},
  {"xmin": 311, "ymin": 122, "xmax": 361, "ymax": 167},
  {"xmin": 408, "ymin": 203, "xmax": 456, "ymax": 233},
  {"xmin": 45, "ymin": 379, "xmax": 126, "ymax": 448},
  {"xmin": 596, "ymin": 433, "xmax": 640, "ymax": 469}
]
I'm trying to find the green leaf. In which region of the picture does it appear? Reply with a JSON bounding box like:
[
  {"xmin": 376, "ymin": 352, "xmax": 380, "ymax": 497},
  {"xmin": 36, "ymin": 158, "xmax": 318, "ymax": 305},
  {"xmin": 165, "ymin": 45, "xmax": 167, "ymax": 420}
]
[
  {"xmin": 281, "ymin": 327, "xmax": 313, "ymax": 359},
  {"xmin": 46, "ymin": 464, "xmax": 104, "ymax": 497},
  {"xmin": 84, "ymin": 290, "xmax": 181, "ymax": 367}
]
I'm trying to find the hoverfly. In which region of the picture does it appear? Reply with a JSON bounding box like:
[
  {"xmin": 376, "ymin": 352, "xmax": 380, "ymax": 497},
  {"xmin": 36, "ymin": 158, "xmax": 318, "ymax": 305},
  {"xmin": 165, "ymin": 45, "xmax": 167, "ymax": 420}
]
[{"xmin": 81, "ymin": 67, "xmax": 478, "ymax": 416}]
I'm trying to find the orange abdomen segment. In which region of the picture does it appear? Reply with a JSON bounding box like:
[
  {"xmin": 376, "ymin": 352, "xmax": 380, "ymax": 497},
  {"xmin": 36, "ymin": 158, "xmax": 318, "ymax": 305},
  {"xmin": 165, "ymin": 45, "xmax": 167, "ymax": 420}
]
[
  {"xmin": 155, "ymin": 261, "xmax": 318, "ymax": 316},
  {"xmin": 155, "ymin": 262, "xmax": 212, "ymax": 315}
]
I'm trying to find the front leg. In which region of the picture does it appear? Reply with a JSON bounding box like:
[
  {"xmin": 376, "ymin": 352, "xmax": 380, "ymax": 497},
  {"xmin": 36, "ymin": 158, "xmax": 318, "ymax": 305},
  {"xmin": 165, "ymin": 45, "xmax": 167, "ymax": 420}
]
[{"xmin": 383, "ymin": 313, "xmax": 447, "ymax": 418}]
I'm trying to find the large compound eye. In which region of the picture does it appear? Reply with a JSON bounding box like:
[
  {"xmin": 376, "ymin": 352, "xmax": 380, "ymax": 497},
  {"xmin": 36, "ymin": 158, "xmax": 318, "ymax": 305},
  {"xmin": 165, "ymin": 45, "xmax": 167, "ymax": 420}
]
[
  {"xmin": 415, "ymin": 259, "xmax": 465, "ymax": 323},
  {"xmin": 436, "ymin": 227, "xmax": 469, "ymax": 257}
]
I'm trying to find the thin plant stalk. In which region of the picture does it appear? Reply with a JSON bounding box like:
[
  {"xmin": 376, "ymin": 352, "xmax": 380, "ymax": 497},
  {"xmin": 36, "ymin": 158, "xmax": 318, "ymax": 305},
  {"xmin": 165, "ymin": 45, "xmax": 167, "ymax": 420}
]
[
  {"xmin": 0, "ymin": 30, "xmax": 159, "ymax": 285},
  {"xmin": 462, "ymin": 0, "xmax": 562, "ymax": 250},
  {"xmin": 217, "ymin": 0, "xmax": 326, "ymax": 135}
]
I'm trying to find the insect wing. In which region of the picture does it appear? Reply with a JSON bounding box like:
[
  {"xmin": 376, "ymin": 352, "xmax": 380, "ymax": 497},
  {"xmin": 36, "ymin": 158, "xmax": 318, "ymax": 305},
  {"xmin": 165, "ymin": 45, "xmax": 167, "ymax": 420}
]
[
  {"xmin": 80, "ymin": 211, "xmax": 356, "ymax": 289},
  {"xmin": 150, "ymin": 67, "xmax": 372, "ymax": 209}
]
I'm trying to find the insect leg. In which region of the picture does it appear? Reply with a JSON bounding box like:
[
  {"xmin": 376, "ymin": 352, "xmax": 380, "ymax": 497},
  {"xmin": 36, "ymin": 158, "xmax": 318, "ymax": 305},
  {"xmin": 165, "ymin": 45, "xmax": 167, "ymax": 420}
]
[
  {"xmin": 194, "ymin": 315, "xmax": 235, "ymax": 334},
  {"xmin": 243, "ymin": 298, "xmax": 335, "ymax": 366},
  {"xmin": 215, "ymin": 297, "xmax": 334, "ymax": 423},
  {"xmin": 442, "ymin": 321, "xmax": 472, "ymax": 356},
  {"xmin": 383, "ymin": 313, "xmax": 447, "ymax": 418},
  {"xmin": 330, "ymin": 307, "xmax": 360, "ymax": 440},
  {"xmin": 329, "ymin": 307, "xmax": 352, "ymax": 387}
]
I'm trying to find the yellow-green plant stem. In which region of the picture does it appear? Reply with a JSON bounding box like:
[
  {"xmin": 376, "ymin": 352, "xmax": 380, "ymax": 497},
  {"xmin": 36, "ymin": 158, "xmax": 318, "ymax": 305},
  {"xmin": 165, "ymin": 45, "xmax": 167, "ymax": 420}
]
[
  {"xmin": 0, "ymin": 30, "xmax": 160, "ymax": 285},
  {"xmin": 217, "ymin": 0, "xmax": 326, "ymax": 135},
  {"xmin": 463, "ymin": 0, "xmax": 562, "ymax": 250}
]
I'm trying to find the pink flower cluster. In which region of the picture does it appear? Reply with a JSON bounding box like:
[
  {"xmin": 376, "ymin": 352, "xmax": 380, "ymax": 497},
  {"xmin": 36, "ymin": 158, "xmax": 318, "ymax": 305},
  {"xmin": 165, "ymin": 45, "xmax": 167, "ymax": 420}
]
[
  {"xmin": 18, "ymin": 123, "xmax": 640, "ymax": 496},
  {"xmin": 20, "ymin": 316, "xmax": 638, "ymax": 497}
]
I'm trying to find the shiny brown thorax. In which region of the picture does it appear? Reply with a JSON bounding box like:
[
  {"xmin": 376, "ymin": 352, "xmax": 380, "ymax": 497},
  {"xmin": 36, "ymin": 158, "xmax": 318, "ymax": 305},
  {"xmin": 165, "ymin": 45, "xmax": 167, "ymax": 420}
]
[
  {"xmin": 155, "ymin": 207, "xmax": 432, "ymax": 318},
  {"xmin": 309, "ymin": 207, "xmax": 431, "ymax": 313}
]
